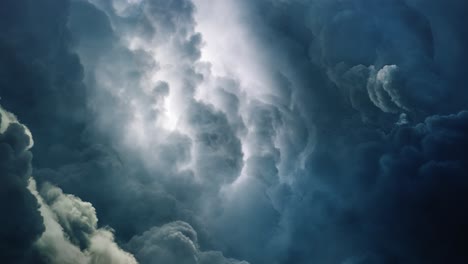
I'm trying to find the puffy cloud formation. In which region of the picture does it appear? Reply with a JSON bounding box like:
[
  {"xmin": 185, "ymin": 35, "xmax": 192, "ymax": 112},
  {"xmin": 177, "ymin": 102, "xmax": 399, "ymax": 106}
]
[
  {"xmin": 226, "ymin": 0, "xmax": 468, "ymax": 262},
  {"xmin": 0, "ymin": 107, "xmax": 44, "ymax": 263},
  {"xmin": 2, "ymin": 0, "xmax": 468, "ymax": 263},
  {"xmin": 30, "ymin": 180, "xmax": 138, "ymax": 264},
  {"xmin": 1, "ymin": 106, "xmax": 137, "ymax": 264},
  {"xmin": 128, "ymin": 221, "xmax": 248, "ymax": 264},
  {"xmin": 0, "ymin": 106, "xmax": 139, "ymax": 264}
]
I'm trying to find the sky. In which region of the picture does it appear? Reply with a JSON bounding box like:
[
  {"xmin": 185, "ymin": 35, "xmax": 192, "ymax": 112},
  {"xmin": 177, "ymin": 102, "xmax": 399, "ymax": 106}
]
[{"xmin": 1, "ymin": 0, "xmax": 468, "ymax": 263}]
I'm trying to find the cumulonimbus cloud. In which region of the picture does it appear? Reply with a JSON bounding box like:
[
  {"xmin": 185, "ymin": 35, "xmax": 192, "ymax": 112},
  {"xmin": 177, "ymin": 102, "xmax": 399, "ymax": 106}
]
[{"xmin": 2, "ymin": 0, "xmax": 468, "ymax": 263}]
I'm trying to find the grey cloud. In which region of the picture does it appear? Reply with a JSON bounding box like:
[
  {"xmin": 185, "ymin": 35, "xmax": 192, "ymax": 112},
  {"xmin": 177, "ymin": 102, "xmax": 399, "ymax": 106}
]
[
  {"xmin": 3, "ymin": 0, "xmax": 249, "ymax": 263},
  {"xmin": 230, "ymin": 0, "xmax": 468, "ymax": 263},
  {"xmin": 367, "ymin": 65, "xmax": 405, "ymax": 113},
  {"xmin": 39, "ymin": 182, "xmax": 98, "ymax": 249},
  {"xmin": 38, "ymin": 3, "xmax": 249, "ymax": 263},
  {"xmin": 35, "ymin": 143, "xmax": 194, "ymax": 242},
  {"xmin": 0, "ymin": 105, "xmax": 137, "ymax": 264},
  {"xmin": 241, "ymin": 0, "xmax": 462, "ymax": 126},
  {"xmin": 0, "ymin": 107, "xmax": 44, "ymax": 263},
  {"xmin": 186, "ymin": 101, "xmax": 243, "ymax": 187},
  {"xmin": 0, "ymin": 0, "xmax": 92, "ymax": 191},
  {"xmin": 128, "ymin": 221, "xmax": 248, "ymax": 264},
  {"xmin": 33, "ymin": 0, "xmax": 201, "ymax": 241},
  {"xmin": 3, "ymin": 0, "xmax": 468, "ymax": 264},
  {"xmin": 30, "ymin": 180, "xmax": 138, "ymax": 264}
]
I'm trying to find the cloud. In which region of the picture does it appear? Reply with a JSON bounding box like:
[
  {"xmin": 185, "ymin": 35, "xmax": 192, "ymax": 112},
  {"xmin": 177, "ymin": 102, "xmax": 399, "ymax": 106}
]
[
  {"xmin": 0, "ymin": 105, "xmax": 137, "ymax": 263},
  {"xmin": 29, "ymin": 2, "xmax": 250, "ymax": 263},
  {"xmin": 365, "ymin": 111, "xmax": 468, "ymax": 263},
  {"xmin": 224, "ymin": 0, "xmax": 468, "ymax": 262},
  {"xmin": 367, "ymin": 65, "xmax": 406, "ymax": 113},
  {"xmin": 30, "ymin": 180, "xmax": 138, "ymax": 264},
  {"xmin": 0, "ymin": 107, "xmax": 44, "ymax": 263},
  {"xmin": 128, "ymin": 221, "xmax": 248, "ymax": 264},
  {"xmin": 0, "ymin": 0, "xmax": 88, "ymax": 171},
  {"xmin": 2, "ymin": 0, "xmax": 468, "ymax": 263},
  {"xmin": 185, "ymin": 100, "xmax": 243, "ymax": 188}
]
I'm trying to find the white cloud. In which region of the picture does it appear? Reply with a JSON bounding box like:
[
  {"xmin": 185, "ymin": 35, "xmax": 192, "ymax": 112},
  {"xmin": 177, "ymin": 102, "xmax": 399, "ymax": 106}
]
[{"xmin": 28, "ymin": 179, "xmax": 137, "ymax": 264}]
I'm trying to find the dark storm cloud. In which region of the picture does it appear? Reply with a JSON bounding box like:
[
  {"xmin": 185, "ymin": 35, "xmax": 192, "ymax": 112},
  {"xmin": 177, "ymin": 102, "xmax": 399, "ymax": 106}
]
[
  {"xmin": 0, "ymin": 0, "xmax": 225, "ymax": 263},
  {"xmin": 365, "ymin": 111, "xmax": 468, "ymax": 263},
  {"xmin": 0, "ymin": 106, "xmax": 137, "ymax": 264},
  {"xmin": 0, "ymin": 0, "xmax": 88, "ymax": 169},
  {"xmin": 35, "ymin": 143, "xmax": 198, "ymax": 241},
  {"xmin": 0, "ymin": 0, "xmax": 199, "ymax": 248},
  {"xmin": 128, "ymin": 221, "xmax": 248, "ymax": 264},
  {"xmin": 0, "ymin": 108, "xmax": 44, "ymax": 264},
  {"xmin": 48, "ymin": 0, "xmax": 205, "ymax": 239},
  {"xmin": 186, "ymin": 100, "xmax": 243, "ymax": 187},
  {"xmin": 2, "ymin": 0, "xmax": 468, "ymax": 263},
  {"xmin": 239, "ymin": 0, "xmax": 468, "ymax": 125},
  {"xmin": 23, "ymin": 1, "xmax": 248, "ymax": 263},
  {"xmin": 0, "ymin": 0, "xmax": 136, "ymax": 241},
  {"xmin": 231, "ymin": 0, "xmax": 468, "ymax": 263},
  {"xmin": 281, "ymin": 111, "xmax": 468, "ymax": 264},
  {"xmin": 204, "ymin": 96, "xmax": 309, "ymax": 264}
]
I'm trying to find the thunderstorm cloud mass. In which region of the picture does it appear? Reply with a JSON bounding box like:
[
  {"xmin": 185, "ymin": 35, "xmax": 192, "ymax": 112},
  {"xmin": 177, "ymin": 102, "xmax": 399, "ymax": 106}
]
[{"xmin": 1, "ymin": 0, "xmax": 468, "ymax": 263}]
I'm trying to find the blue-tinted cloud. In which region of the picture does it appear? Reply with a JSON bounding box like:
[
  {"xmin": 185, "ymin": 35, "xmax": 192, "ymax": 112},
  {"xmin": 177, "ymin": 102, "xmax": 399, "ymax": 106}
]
[{"xmin": 1, "ymin": 0, "xmax": 468, "ymax": 263}]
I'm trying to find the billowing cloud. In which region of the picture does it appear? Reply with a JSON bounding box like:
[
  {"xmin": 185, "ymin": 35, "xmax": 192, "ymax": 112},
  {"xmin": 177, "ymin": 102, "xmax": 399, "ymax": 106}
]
[
  {"xmin": 128, "ymin": 221, "xmax": 248, "ymax": 264},
  {"xmin": 30, "ymin": 180, "xmax": 138, "ymax": 264},
  {"xmin": 2, "ymin": 0, "xmax": 468, "ymax": 263},
  {"xmin": 0, "ymin": 107, "xmax": 44, "ymax": 263},
  {"xmin": 0, "ymin": 106, "xmax": 137, "ymax": 264}
]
